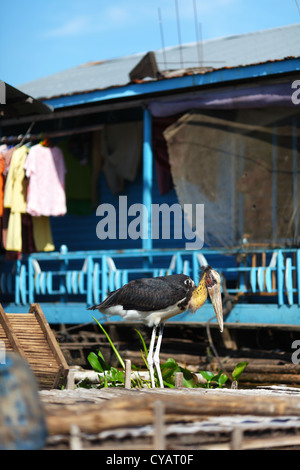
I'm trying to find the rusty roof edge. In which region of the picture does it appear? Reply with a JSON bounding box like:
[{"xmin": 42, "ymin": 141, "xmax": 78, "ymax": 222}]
[
  {"xmin": 2, "ymin": 56, "xmax": 299, "ymax": 126},
  {"xmin": 39, "ymin": 56, "xmax": 300, "ymax": 106}
]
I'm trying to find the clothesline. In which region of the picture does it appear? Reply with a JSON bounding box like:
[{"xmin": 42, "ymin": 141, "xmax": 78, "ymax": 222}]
[
  {"xmin": 0, "ymin": 139, "xmax": 68, "ymax": 257},
  {"xmin": 0, "ymin": 123, "xmax": 104, "ymax": 144}
]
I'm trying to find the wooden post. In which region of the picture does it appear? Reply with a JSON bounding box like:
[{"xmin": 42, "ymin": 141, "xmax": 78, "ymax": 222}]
[
  {"xmin": 153, "ymin": 400, "xmax": 165, "ymax": 450},
  {"xmin": 230, "ymin": 427, "xmax": 243, "ymax": 450},
  {"xmin": 70, "ymin": 424, "xmax": 82, "ymax": 450},
  {"xmin": 125, "ymin": 359, "xmax": 131, "ymax": 389},
  {"xmin": 175, "ymin": 372, "xmax": 183, "ymax": 388},
  {"xmin": 66, "ymin": 369, "xmax": 76, "ymax": 390},
  {"xmin": 231, "ymin": 380, "xmax": 238, "ymax": 389}
]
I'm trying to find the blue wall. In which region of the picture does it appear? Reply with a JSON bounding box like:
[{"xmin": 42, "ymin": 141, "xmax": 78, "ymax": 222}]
[{"xmin": 50, "ymin": 159, "xmax": 186, "ymax": 252}]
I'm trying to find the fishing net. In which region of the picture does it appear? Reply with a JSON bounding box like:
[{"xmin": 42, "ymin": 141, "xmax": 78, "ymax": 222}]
[{"xmin": 163, "ymin": 108, "xmax": 300, "ymax": 248}]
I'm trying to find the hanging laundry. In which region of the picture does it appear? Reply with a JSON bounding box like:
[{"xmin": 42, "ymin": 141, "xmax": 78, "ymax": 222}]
[
  {"xmin": 102, "ymin": 158, "xmax": 124, "ymax": 195},
  {"xmin": 0, "ymin": 154, "xmax": 6, "ymax": 217},
  {"xmin": 24, "ymin": 143, "xmax": 67, "ymax": 217},
  {"xmin": 101, "ymin": 121, "xmax": 142, "ymax": 194},
  {"xmin": 1, "ymin": 208, "xmax": 9, "ymax": 250},
  {"xmin": 91, "ymin": 130, "xmax": 103, "ymax": 208},
  {"xmin": 32, "ymin": 216, "xmax": 55, "ymax": 252},
  {"xmin": 58, "ymin": 137, "xmax": 93, "ymax": 215},
  {"xmin": 21, "ymin": 213, "xmax": 36, "ymax": 253},
  {"xmin": 3, "ymin": 145, "xmax": 28, "ymax": 213},
  {"xmin": 3, "ymin": 145, "xmax": 29, "ymax": 252},
  {"xmin": 0, "ymin": 145, "xmax": 14, "ymax": 250},
  {"xmin": 152, "ymin": 117, "xmax": 176, "ymax": 195},
  {"xmin": 0, "ymin": 145, "xmax": 15, "ymax": 175}
]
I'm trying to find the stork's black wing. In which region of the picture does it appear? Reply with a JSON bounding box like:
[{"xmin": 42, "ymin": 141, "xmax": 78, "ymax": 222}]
[{"xmin": 89, "ymin": 274, "xmax": 195, "ymax": 312}]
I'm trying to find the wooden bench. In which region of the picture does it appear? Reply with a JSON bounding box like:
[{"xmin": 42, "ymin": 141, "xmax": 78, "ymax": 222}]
[{"xmin": 0, "ymin": 303, "xmax": 69, "ymax": 390}]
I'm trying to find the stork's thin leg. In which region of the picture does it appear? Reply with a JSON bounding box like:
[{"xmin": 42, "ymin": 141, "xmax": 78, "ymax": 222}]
[
  {"xmin": 147, "ymin": 325, "xmax": 157, "ymax": 388},
  {"xmin": 153, "ymin": 323, "xmax": 165, "ymax": 388}
]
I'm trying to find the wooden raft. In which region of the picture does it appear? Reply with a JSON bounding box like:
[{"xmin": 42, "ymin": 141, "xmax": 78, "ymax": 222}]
[{"xmin": 0, "ymin": 303, "xmax": 69, "ymax": 390}]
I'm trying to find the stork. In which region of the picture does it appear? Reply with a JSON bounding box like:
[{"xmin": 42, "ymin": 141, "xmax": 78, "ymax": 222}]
[{"xmin": 88, "ymin": 265, "xmax": 223, "ymax": 388}]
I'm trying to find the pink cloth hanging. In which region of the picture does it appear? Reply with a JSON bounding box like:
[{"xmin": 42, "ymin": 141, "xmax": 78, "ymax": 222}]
[{"xmin": 24, "ymin": 143, "xmax": 67, "ymax": 217}]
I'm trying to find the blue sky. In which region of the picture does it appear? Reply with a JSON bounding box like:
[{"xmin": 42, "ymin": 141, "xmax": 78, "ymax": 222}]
[{"xmin": 1, "ymin": 0, "xmax": 299, "ymax": 88}]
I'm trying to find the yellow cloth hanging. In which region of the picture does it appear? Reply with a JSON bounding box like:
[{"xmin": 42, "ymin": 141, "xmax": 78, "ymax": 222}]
[
  {"xmin": 3, "ymin": 145, "xmax": 28, "ymax": 213},
  {"xmin": 4, "ymin": 146, "xmax": 29, "ymax": 251},
  {"xmin": 5, "ymin": 212, "xmax": 22, "ymax": 252},
  {"xmin": 32, "ymin": 216, "xmax": 55, "ymax": 252}
]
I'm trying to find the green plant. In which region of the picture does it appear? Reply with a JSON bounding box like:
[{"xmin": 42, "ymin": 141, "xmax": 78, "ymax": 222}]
[
  {"xmin": 160, "ymin": 358, "xmax": 196, "ymax": 388},
  {"xmin": 83, "ymin": 320, "xmax": 248, "ymax": 390},
  {"xmin": 198, "ymin": 361, "xmax": 248, "ymax": 388},
  {"xmin": 134, "ymin": 328, "xmax": 150, "ymax": 371},
  {"xmin": 87, "ymin": 350, "xmax": 126, "ymax": 388},
  {"xmin": 85, "ymin": 319, "xmax": 148, "ymax": 388},
  {"xmin": 92, "ymin": 317, "xmax": 125, "ymax": 369},
  {"xmin": 198, "ymin": 370, "xmax": 228, "ymax": 388},
  {"xmin": 232, "ymin": 361, "xmax": 248, "ymax": 383}
]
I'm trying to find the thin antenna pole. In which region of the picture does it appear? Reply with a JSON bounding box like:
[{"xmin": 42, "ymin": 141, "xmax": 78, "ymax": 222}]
[
  {"xmin": 193, "ymin": 0, "xmax": 202, "ymax": 67},
  {"xmin": 198, "ymin": 21, "xmax": 204, "ymax": 66},
  {"xmin": 295, "ymin": 0, "xmax": 300, "ymax": 15},
  {"xmin": 175, "ymin": 0, "xmax": 184, "ymax": 68},
  {"xmin": 158, "ymin": 8, "xmax": 168, "ymax": 69}
]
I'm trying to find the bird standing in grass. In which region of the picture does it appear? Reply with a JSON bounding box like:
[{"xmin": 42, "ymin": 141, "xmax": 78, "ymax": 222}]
[{"xmin": 89, "ymin": 265, "xmax": 223, "ymax": 388}]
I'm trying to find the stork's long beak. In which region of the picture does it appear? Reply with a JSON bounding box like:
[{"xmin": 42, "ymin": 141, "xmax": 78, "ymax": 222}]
[{"xmin": 207, "ymin": 283, "xmax": 223, "ymax": 332}]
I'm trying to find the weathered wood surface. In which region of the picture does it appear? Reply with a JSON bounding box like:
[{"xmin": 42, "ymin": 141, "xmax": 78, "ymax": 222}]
[
  {"xmin": 41, "ymin": 387, "xmax": 300, "ymax": 434},
  {"xmin": 40, "ymin": 387, "xmax": 300, "ymax": 450}
]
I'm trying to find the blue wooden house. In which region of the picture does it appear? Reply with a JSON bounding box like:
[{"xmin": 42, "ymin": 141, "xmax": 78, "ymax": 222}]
[{"xmin": 1, "ymin": 24, "xmax": 300, "ymax": 329}]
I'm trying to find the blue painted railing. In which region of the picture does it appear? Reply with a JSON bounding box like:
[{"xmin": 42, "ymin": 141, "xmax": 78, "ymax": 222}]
[{"xmin": 1, "ymin": 246, "xmax": 300, "ymax": 309}]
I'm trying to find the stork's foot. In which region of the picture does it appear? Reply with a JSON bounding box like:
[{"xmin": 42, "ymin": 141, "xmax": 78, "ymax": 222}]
[
  {"xmin": 147, "ymin": 323, "xmax": 165, "ymax": 389},
  {"xmin": 147, "ymin": 355, "xmax": 164, "ymax": 388},
  {"xmin": 153, "ymin": 355, "xmax": 164, "ymax": 388},
  {"xmin": 147, "ymin": 353, "xmax": 156, "ymax": 388}
]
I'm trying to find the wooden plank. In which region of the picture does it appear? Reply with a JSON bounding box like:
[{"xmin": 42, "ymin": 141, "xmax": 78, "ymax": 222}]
[
  {"xmin": 52, "ymin": 365, "xmax": 65, "ymax": 389},
  {"xmin": 29, "ymin": 304, "xmax": 69, "ymax": 372},
  {"xmin": 29, "ymin": 304, "xmax": 69, "ymax": 386},
  {"xmin": 0, "ymin": 304, "xmax": 27, "ymax": 360},
  {"xmin": 43, "ymin": 388, "xmax": 300, "ymax": 436},
  {"xmin": 0, "ymin": 303, "xmax": 69, "ymax": 390}
]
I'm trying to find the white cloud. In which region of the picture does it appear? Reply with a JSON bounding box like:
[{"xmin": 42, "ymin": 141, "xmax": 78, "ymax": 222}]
[
  {"xmin": 104, "ymin": 5, "xmax": 130, "ymax": 23},
  {"xmin": 43, "ymin": 16, "xmax": 91, "ymax": 38},
  {"xmin": 42, "ymin": 6, "xmax": 132, "ymax": 39},
  {"xmin": 40, "ymin": 0, "xmax": 240, "ymax": 42}
]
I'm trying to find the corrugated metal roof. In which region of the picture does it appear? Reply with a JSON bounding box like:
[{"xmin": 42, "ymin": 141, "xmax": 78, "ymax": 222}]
[{"xmin": 19, "ymin": 23, "xmax": 300, "ymax": 101}]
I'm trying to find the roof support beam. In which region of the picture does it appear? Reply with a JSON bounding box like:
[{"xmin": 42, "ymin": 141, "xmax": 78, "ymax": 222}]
[{"xmin": 142, "ymin": 107, "xmax": 153, "ymax": 251}]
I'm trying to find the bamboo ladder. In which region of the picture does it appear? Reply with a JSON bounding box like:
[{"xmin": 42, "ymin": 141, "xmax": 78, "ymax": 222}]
[{"xmin": 0, "ymin": 303, "xmax": 69, "ymax": 390}]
